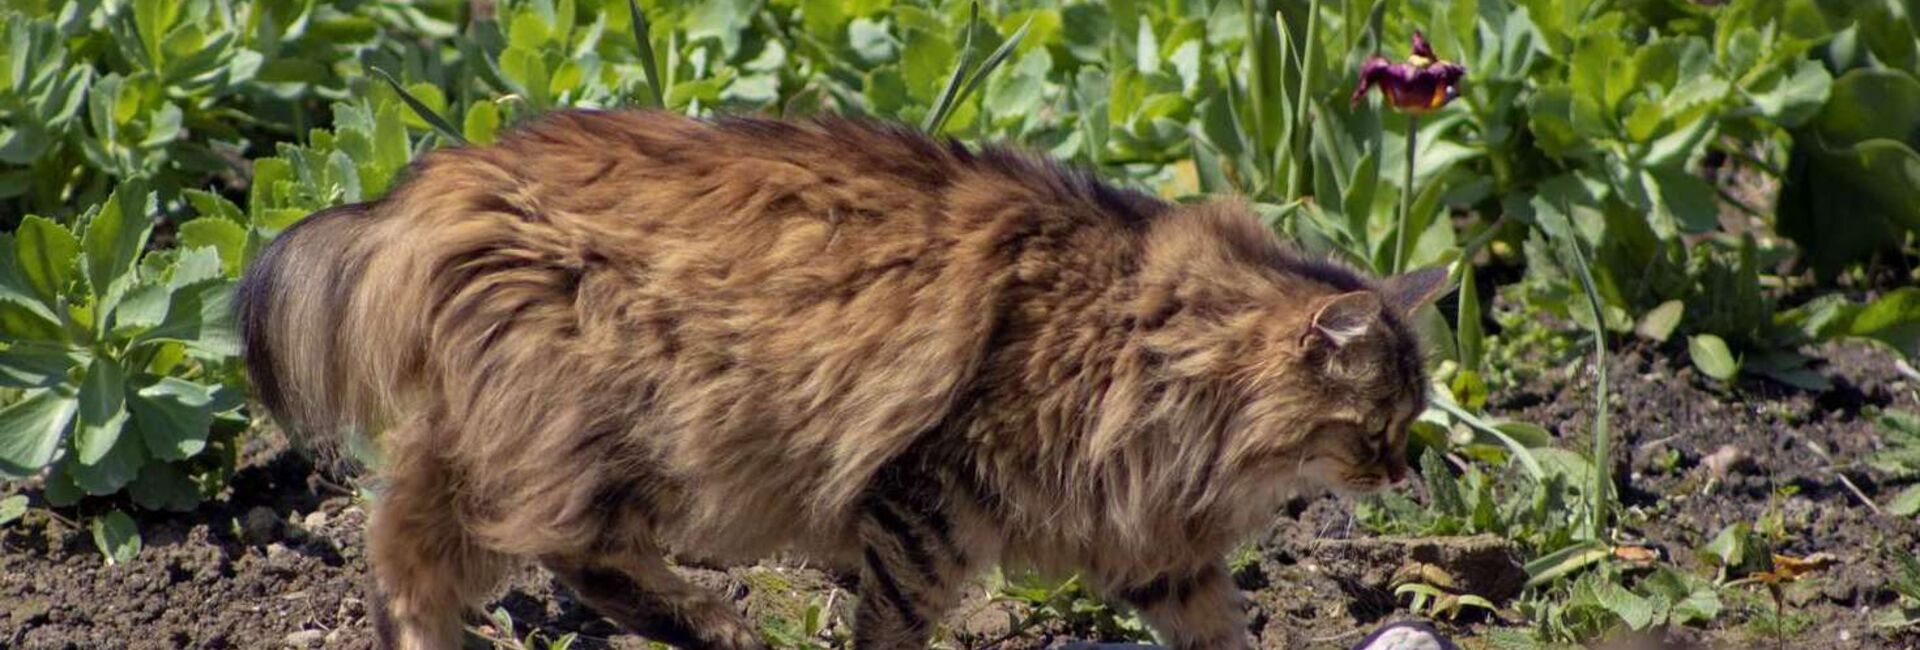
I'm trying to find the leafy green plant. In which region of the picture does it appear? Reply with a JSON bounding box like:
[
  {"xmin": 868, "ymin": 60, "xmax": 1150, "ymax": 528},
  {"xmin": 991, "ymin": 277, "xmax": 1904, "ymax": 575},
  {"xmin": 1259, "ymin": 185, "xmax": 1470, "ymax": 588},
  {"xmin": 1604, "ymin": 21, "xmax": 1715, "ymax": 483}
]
[
  {"xmin": 473, "ymin": 606, "xmax": 579, "ymax": 650},
  {"xmin": 759, "ymin": 594, "xmax": 841, "ymax": 650},
  {"xmin": 977, "ymin": 571, "xmax": 1150, "ymax": 647},
  {"xmin": 1874, "ymin": 547, "xmax": 1920, "ymax": 631},
  {"xmin": 0, "ymin": 185, "xmax": 245, "ymax": 536},
  {"xmin": 1866, "ymin": 408, "xmax": 1920, "ymax": 516},
  {"xmin": 0, "ymin": 0, "xmax": 464, "ymax": 218},
  {"xmin": 1777, "ymin": 0, "xmax": 1920, "ymax": 279}
]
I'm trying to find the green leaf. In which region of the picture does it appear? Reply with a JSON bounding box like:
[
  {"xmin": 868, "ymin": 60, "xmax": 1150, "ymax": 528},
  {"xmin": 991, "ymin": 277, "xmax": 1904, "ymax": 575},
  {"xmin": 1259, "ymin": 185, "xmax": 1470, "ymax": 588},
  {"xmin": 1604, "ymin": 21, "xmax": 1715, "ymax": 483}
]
[
  {"xmin": 1421, "ymin": 448, "xmax": 1467, "ymax": 517},
  {"xmin": 129, "ymin": 461, "xmax": 200, "ymax": 511},
  {"xmin": 70, "ymin": 415, "xmax": 145, "ymax": 495},
  {"xmin": 1595, "ymin": 580, "xmax": 1656, "ymax": 630},
  {"xmin": 14, "ymin": 215, "xmax": 79, "ymax": 305},
  {"xmin": 131, "ymin": 377, "xmax": 236, "ymax": 461},
  {"xmin": 183, "ymin": 189, "xmax": 244, "ymax": 223},
  {"xmin": 1524, "ymin": 540, "xmax": 1610, "ymax": 587},
  {"xmin": 91, "ymin": 509, "xmax": 140, "ymax": 565},
  {"xmin": 42, "ymin": 461, "xmax": 82, "ymax": 507},
  {"xmin": 176, "ymin": 218, "xmax": 247, "ymax": 277},
  {"xmin": 921, "ymin": 3, "xmax": 977, "ymax": 132},
  {"xmin": 169, "ymin": 246, "xmax": 222, "ymax": 291},
  {"xmin": 110, "ymin": 281, "xmax": 170, "ymax": 337},
  {"xmin": 1494, "ymin": 422, "xmax": 1554, "ymax": 448},
  {"xmin": 1842, "ymin": 288, "xmax": 1920, "ymax": 358},
  {"xmin": 368, "ymin": 101, "xmax": 411, "ymax": 194},
  {"xmin": 464, "ymin": 101, "xmax": 501, "ymax": 146},
  {"xmin": 1642, "ymin": 167, "xmax": 1719, "ymax": 237},
  {"xmin": 1890, "ymin": 484, "xmax": 1920, "ymax": 517},
  {"xmin": 1700, "ymin": 522, "xmax": 1752, "ymax": 569},
  {"xmin": 249, "ymin": 157, "xmax": 291, "ymax": 220},
  {"xmin": 0, "ymin": 387, "xmax": 79, "ymax": 478},
  {"xmin": 1748, "ymin": 59, "xmax": 1832, "ymax": 129},
  {"xmin": 941, "ymin": 17, "xmax": 1032, "ymax": 133},
  {"xmin": 134, "ymin": 278, "xmax": 238, "ymax": 357},
  {"xmin": 1636, "ymin": 300, "xmax": 1685, "ymax": 343},
  {"xmin": 1688, "ymin": 334, "xmax": 1739, "ymax": 381},
  {"xmin": 1457, "ymin": 263, "xmax": 1484, "ymax": 370},
  {"xmin": 0, "ymin": 343, "xmax": 83, "ymax": 388},
  {"xmin": 0, "ymin": 124, "xmax": 51, "ymax": 164},
  {"xmin": 81, "ymin": 187, "xmax": 154, "ymax": 315},
  {"xmin": 74, "ymin": 356, "xmax": 129, "ymax": 465},
  {"xmin": 0, "ymin": 234, "xmax": 63, "ymax": 340},
  {"xmin": 664, "ymin": 68, "xmax": 737, "ymax": 110},
  {"xmin": 372, "ymin": 68, "xmax": 467, "ymax": 146},
  {"xmin": 625, "ymin": 0, "xmax": 665, "ymax": 108},
  {"xmin": 0, "ymin": 494, "xmax": 25, "ymax": 526}
]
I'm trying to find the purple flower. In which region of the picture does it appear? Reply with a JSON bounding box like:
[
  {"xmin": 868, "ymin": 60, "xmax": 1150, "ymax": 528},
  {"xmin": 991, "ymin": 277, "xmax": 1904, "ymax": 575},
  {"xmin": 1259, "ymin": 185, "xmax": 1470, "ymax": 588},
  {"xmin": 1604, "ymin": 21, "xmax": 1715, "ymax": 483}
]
[{"xmin": 1350, "ymin": 31, "xmax": 1467, "ymax": 115}]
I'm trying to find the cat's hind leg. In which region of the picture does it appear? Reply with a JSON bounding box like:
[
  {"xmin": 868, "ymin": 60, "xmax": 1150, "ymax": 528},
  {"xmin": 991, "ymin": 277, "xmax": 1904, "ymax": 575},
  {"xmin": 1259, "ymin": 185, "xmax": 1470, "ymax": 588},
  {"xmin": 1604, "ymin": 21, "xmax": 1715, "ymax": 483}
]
[{"xmin": 539, "ymin": 542, "xmax": 766, "ymax": 650}]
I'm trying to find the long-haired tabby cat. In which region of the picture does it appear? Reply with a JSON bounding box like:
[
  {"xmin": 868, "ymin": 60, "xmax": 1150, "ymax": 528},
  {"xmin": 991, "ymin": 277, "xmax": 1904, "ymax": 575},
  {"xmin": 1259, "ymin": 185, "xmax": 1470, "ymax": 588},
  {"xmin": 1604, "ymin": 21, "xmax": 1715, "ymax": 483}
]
[{"xmin": 238, "ymin": 109, "xmax": 1447, "ymax": 650}]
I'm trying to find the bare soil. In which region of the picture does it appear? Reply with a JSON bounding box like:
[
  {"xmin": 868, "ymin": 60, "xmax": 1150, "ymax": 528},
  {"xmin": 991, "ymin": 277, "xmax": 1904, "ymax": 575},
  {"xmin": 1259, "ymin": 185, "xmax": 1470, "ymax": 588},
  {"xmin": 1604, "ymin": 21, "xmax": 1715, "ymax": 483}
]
[{"xmin": 3, "ymin": 342, "xmax": 1918, "ymax": 649}]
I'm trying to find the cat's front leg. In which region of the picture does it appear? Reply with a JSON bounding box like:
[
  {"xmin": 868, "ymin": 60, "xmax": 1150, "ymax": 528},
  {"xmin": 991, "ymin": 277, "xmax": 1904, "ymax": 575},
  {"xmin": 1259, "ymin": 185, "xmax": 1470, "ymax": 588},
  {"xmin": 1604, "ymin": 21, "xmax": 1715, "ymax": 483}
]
[{"xmin": 1108, "ymin": 563, "xmax": 1251, "ymax": 650}]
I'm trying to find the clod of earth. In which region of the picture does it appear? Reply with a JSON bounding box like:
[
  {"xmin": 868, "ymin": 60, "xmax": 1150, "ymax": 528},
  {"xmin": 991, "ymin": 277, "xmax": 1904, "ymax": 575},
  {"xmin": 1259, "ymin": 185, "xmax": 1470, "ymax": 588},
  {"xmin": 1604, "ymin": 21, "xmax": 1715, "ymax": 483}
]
[{"xmin": 1304, "ymin": 535, "xmax": 1527, "ymax": 609}]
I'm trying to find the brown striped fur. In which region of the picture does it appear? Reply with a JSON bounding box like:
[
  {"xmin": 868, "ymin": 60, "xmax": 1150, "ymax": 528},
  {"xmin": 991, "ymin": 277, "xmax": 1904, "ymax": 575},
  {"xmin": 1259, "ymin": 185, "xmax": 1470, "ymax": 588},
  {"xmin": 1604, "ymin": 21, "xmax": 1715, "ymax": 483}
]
[{"xmin": 238, "ymin": 110, "xmax": 1449, "ymax": 650}]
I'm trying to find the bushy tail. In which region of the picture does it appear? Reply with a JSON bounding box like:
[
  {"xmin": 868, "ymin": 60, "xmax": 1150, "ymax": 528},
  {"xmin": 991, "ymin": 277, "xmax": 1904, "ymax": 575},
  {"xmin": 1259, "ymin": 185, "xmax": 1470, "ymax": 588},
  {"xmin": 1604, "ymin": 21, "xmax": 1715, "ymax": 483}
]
[{"xmin": 238, "ymin": 202, "xmax": 411, "ymax": 460}]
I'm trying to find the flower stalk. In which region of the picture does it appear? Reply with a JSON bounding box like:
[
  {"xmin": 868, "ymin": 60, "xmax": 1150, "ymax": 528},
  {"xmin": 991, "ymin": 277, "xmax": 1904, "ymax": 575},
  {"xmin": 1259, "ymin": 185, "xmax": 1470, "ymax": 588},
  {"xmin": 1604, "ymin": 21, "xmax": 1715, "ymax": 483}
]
[
  {"xmin": 1351, "ymin": 30, "xmax": 1464, "ymax": 273},
  {"xmin": 1396, "ymin": 115, "xmax": 1417, "ymax": 273}
]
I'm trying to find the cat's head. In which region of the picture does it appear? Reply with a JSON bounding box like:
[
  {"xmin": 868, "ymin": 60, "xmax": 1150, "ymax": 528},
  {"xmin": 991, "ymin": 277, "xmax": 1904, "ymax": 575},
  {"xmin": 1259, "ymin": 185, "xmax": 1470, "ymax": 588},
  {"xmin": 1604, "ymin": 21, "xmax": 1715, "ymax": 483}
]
[{"xmin": 1233, "ymin": 265, "xmax": 1450, "ymax": 495}]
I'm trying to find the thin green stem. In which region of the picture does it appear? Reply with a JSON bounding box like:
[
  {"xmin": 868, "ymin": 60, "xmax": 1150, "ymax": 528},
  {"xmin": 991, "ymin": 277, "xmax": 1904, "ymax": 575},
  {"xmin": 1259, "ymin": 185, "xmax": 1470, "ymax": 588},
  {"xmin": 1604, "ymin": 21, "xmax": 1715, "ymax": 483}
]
[
  {"xmin": 1286, "ymin": 0, "xmax": 1319, "ymax": 200},
  {"xmin": 1394, "ymin": 115, "xmax": 1418, "ymax": 273},
  {"xmin": 1553, "ymin": 203, "xmax": 1614, "ymax": 542}
]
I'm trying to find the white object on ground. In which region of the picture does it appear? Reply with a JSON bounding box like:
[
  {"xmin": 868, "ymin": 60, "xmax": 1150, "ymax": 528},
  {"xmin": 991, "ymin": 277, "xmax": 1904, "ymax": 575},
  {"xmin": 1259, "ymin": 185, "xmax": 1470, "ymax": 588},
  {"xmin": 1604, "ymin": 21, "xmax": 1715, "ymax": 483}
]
[{"xmin": 1349, "ymin": 620, "xmax": 1458, "ymax": 650}]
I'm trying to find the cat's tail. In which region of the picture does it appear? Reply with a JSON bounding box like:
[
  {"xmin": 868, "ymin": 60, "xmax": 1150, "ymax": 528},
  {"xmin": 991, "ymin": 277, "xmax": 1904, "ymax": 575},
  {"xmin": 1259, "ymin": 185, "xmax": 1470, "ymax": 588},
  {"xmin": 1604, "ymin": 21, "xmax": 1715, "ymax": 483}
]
[{"xmin": 237, "ymin": 201, "xmax": 415, "ymax": 461}]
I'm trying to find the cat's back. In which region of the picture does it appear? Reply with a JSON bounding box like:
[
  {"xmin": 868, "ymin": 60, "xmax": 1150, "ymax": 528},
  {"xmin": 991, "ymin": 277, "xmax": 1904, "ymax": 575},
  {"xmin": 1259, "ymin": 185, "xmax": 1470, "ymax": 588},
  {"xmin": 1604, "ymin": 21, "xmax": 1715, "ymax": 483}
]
[{"xmin": 378, "ymin": 110, "xmax": 1163, "ymax": 536}]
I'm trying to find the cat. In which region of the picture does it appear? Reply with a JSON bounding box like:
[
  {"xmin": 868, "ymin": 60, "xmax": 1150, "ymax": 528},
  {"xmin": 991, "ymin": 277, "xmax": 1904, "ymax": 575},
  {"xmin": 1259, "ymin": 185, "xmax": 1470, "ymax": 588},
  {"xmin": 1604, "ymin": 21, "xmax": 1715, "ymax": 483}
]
[{"xmin": 237, "ymin": 109, "xmax": 1448, "ymax": 650}]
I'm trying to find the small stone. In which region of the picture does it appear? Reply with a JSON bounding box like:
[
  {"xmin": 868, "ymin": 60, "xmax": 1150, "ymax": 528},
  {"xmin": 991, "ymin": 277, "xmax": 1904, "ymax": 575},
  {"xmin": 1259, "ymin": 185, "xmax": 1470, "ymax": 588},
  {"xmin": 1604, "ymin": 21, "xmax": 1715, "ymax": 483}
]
[
  {"xmin": 302, "ymin": 510, "xmax": 328, "ymax": 531},
  {"xmin": 1702, "ymin": 444, "xmax": 1750, "ymax": 479},
  {"xmin": 266, "ymin": 543, "xmax": 290, "ymax": 559},
  {"xmin": 284, "ymin": 629, "xmax": 325, "ymax": 648}
]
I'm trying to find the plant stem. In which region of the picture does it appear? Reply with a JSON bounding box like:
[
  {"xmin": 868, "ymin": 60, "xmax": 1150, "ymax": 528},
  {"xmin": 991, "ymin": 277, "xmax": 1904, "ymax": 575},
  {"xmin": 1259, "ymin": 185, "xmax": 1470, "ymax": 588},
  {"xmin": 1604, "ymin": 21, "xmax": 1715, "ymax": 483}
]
[
  {"xmin": 1394, "ymin": 115, "xmax": 1418, "ymax": 273},
  {"xmin": 1286, "ymin": 0, "xmax": 1319, "ymax": 200}
]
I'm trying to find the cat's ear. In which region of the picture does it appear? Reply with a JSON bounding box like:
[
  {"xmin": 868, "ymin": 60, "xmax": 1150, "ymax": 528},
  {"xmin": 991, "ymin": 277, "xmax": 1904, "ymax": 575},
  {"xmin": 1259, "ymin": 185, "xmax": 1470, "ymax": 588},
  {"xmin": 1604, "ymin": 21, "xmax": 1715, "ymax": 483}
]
[
  {"xmin": 1381, "ymin": 266, "xmax": 1452, "ymax": 316},
  {"xmin": 1305, "ymin": 291, "xmax": 1383, "ymax": 348}
]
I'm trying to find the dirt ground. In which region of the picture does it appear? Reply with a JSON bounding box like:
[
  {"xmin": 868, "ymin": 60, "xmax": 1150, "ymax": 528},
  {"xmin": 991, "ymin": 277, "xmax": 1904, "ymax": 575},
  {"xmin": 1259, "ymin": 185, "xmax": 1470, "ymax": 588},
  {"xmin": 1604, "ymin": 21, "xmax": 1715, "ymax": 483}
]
[{"xmin": 3, "ymin": 341, "xmax": 1918, "ymax": 649}]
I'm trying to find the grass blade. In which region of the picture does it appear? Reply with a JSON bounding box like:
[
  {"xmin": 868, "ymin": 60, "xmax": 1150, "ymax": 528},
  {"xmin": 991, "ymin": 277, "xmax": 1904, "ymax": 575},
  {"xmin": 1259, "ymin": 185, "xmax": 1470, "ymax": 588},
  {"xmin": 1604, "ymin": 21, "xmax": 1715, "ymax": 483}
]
[
  {"xmin": 1548, "ymin": 203, "xmax": 1615, "ymax": 543},
  {"xmin": 1286, "ymin": 1, "xmax": 1319, "ymax": 199},
  {"xmin": 923, "ymin": 2, "xmax": 982, "ymax": 133},
  {"xmin": 945, "ymin": 17, "xmax": 1033, "ymax": 129},
  {"xmin": 1524, "ymin": 540, "xmax": 1610, "ymax": 588},
  {"xmin": 1428, "ymin": 392, "xmax": 1546, "ymax": 481},
  {"xmin": 627, "ymin": 0, "xmax": 666, "ymax": 108},
  {"xmin": 372, "ymin": 68, "xmax": 468, "ymax": 146}
]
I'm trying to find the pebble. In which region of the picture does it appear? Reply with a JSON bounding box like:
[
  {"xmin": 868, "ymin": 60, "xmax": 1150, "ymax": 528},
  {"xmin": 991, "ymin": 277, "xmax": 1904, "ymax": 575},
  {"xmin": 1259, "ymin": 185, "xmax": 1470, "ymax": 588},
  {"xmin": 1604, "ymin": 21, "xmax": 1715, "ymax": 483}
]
[
  {"xmin": 284, "ymin": 629, "xmax": 324, "ymax": 648},
  {"xmin": 302, "ymin": 510, "xmax": 328, "ymax": 531},
  {"xmin": 1702, "ymin": 444, "xmax": 1749, "ymax": 479}
]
